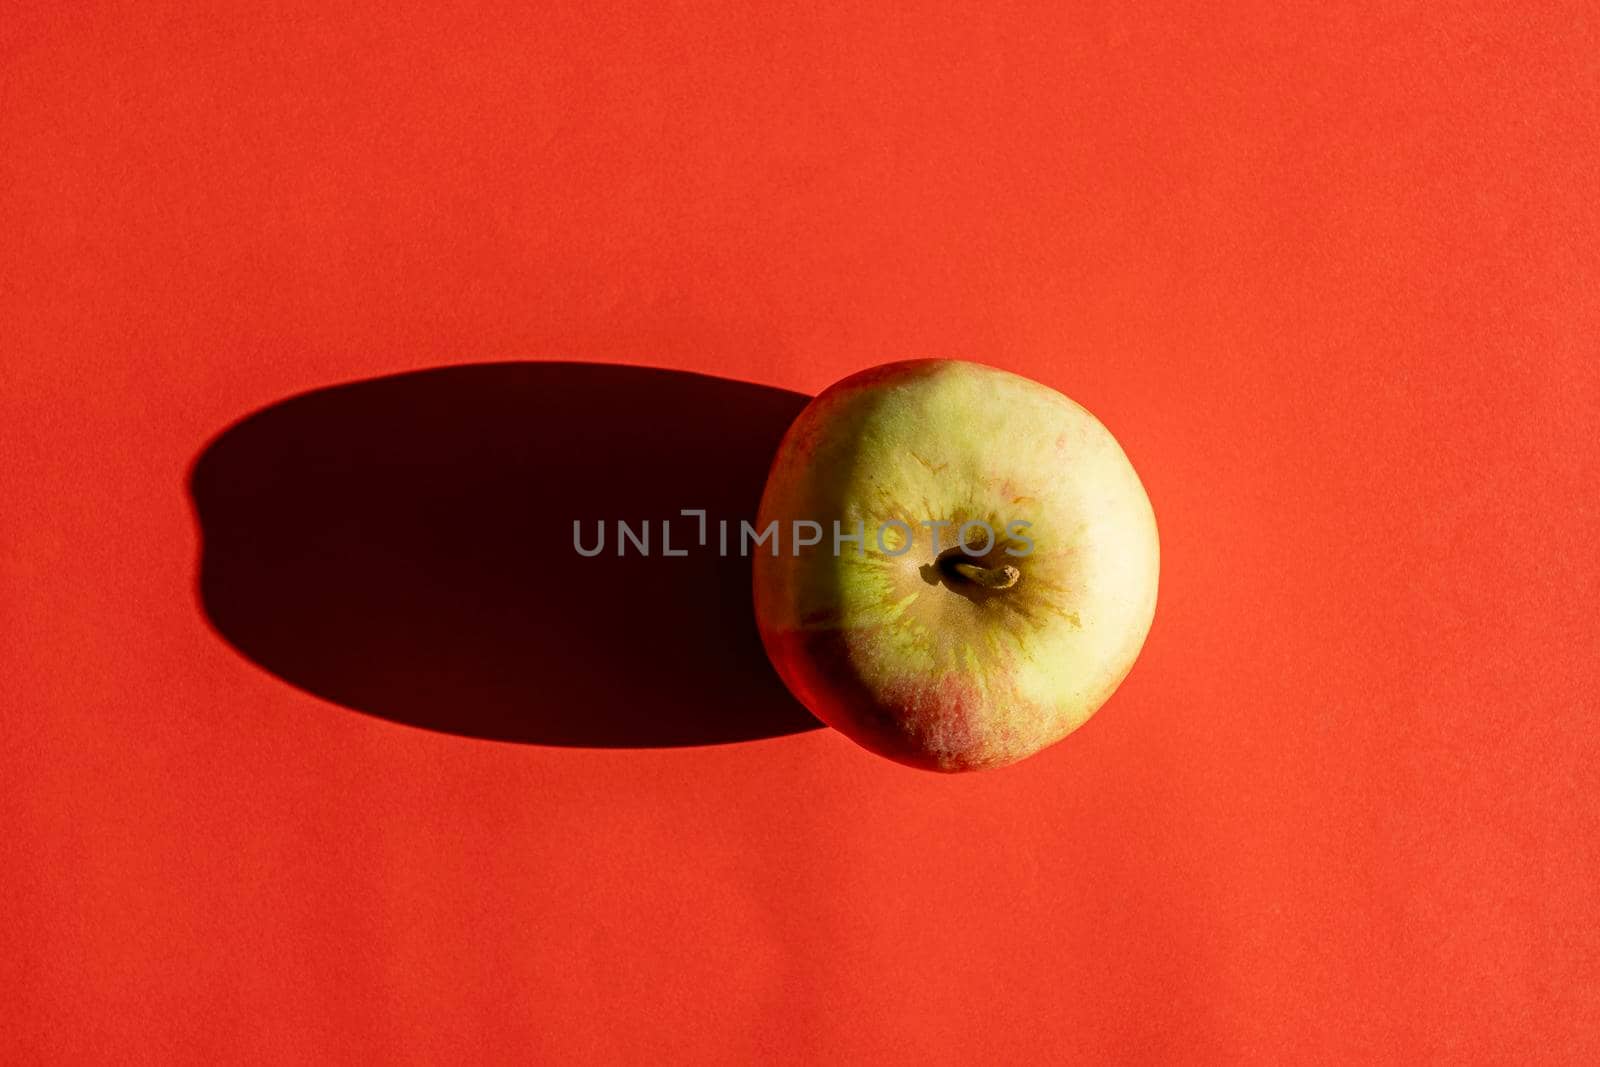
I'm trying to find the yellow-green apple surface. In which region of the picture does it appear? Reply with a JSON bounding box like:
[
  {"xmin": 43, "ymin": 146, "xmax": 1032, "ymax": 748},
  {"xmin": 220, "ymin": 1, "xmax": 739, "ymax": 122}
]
[{"xmin": 753, "ymin": 360, "xmax": 1158, "ymax": 772}]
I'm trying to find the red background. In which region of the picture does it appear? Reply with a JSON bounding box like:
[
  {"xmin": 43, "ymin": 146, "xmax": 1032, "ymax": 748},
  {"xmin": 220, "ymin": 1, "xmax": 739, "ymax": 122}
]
[{"xmin": 5, "ymin": 2, "xmax": 1597, "ymax": 1061}]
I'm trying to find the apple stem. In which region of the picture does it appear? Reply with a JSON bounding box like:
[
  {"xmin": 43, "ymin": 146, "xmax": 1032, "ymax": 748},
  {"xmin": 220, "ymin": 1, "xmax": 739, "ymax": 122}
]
[{"xmin": 949, "ymin": 561, "xmax": 1021, "ymax": 590}]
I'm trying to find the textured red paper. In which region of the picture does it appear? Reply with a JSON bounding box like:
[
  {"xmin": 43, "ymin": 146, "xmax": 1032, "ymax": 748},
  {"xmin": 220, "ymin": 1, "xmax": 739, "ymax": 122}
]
[{"xmin": 4, "ymin": 3, "xmax": 1597, "ymax": 1062}]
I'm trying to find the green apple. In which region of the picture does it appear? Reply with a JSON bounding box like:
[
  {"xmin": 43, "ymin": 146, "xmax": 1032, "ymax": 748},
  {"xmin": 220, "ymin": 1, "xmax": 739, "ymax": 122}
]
[{"xmin": 753, "ymin": 360, "xmax": 1159, "ymax": 772}]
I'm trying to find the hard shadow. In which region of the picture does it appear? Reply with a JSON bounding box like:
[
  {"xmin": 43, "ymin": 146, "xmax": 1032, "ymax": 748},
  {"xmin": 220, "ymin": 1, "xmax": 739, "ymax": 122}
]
[{"xmin": 189, "ymin": 361, "xmax": 822, "ymax": 746}]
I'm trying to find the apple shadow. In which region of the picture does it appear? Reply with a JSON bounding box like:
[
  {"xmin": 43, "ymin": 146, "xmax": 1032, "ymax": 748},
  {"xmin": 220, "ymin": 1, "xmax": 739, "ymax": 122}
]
[{"xmin": 189, "ymin": 361, "xmax": 823, "ymax": 746}]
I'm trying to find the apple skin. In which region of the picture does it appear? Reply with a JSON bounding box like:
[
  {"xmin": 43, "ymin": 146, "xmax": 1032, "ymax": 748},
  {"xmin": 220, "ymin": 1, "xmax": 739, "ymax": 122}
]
[{"xmin": 752, "ymin": 360, "xmax": 1159, "ymax": 772}]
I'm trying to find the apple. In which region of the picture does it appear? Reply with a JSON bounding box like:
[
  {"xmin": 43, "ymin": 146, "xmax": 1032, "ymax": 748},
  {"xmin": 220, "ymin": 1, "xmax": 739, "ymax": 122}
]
[{"xmin": 753, "ymin": 360, "xmax": 1159, "ymax": 772}]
